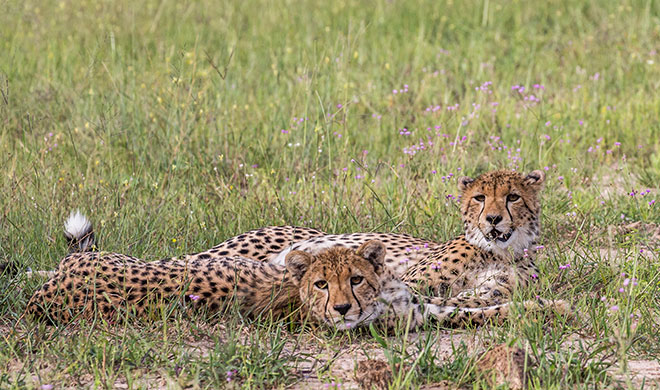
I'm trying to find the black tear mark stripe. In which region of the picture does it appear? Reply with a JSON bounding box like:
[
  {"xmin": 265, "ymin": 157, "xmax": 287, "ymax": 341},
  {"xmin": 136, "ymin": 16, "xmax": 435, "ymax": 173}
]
[
  {"xmin": 505, "ymin": 200, "xmax": 514, "ymax": 223},
  {"xmin": 323, "ymin": 292, "xmax": 330, "ymax": 322},
  {"xmin": 350, "ymin": 286, "xmax": 363, "ymax": 317},
  {"xmin": 504, "ymin": 185, "xmax": 514, "ymax": 222}
]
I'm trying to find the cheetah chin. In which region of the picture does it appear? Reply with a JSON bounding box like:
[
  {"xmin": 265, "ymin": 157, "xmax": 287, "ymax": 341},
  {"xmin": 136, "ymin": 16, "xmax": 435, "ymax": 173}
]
[
  {"xmin": 467, "ymin": 226, "xmax": 533, "ymax": 261},
  {"xmin": 324, "ymin": 300, "xmax": 384, "ymax": 330},
  {"xmin": 484, "ymin": 228, "xmax": 514, "ymax": 243},
  {"xmin": 329, "ymin": 307, "xmax": 384, "ymax": 330}
]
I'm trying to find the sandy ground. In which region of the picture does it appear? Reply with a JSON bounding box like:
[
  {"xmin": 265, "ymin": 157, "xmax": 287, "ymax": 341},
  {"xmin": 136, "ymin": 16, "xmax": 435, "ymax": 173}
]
[{"xmin": 4, "ymin": 324, "xmax": 659, "ymax": 389}]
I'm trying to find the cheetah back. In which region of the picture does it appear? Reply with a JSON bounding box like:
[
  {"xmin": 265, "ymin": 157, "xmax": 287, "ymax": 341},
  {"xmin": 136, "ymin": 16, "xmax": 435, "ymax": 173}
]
[{"xmin": 186, "ymin": 226, "xmax": 326, "ymax": 262}]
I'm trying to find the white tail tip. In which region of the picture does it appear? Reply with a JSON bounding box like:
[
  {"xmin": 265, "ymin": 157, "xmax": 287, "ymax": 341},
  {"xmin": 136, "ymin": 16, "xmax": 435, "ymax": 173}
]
[{"xmin": 64, "ymin": 210, "xmax": 92, "ymax": 240}]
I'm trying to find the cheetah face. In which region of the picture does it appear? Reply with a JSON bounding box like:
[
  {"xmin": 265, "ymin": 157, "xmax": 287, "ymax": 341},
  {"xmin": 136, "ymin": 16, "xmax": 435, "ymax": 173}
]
[
  {"xmin": 458, "ymin": 170, "xmax": 545, "ymax": 258},
  {"xmin": 285, "ymin": 241, "xmax": 387, "ymax": 330}
]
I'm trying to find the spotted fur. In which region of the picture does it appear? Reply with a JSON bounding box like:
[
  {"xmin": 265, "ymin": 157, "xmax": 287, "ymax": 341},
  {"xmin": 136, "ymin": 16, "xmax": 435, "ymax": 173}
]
[
  {"xmin": 25, "ymin": 237, "xmax": 441, "ymax": 329},
  {"xmin": 184, "ymin": 226, "xmax": 327, "ymax": 262},
  {"xmin": 210, "ymin": 169, "xmax": 567, "ymax": 326},
  {"xmin": 25, "ymin": 251, "xmax": 299, "ymax": 323}
]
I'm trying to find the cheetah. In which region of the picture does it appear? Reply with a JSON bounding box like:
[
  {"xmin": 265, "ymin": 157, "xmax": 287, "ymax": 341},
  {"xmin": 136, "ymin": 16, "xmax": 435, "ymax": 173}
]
[
  {"xmin": 199, "ymin": 169, "xmax": 568, "ymax": 325},
  {"xmin": 23, "ymin": 213, "xmax": 444, "ymax": 328}
]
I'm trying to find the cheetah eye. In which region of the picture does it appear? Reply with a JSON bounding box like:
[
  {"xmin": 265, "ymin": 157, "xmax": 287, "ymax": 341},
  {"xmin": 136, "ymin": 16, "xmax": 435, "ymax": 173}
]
[
  {"xmin": 314, "ymin": 280, "xmax": 328, "ymax": 289},
  {"xmin": 350, "ymin": 276, "xmax": 364, "ymax": 285},
  {"xmin": 473, "ymin": 195, "xmax": 486, "ymax": 202},
  {"xmin": 507, "ymin": 194, "xmax": 520, "ymax": 202}
]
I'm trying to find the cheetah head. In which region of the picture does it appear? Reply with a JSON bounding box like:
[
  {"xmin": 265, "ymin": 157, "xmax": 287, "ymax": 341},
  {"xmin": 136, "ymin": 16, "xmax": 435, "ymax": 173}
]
[
  {"xmin": 284, "ymin": 240, "xmax": 387, "ymax": 330},
  {"xmin": 458, "ymin": 169, "xmax": 545, "ymax": 259}
]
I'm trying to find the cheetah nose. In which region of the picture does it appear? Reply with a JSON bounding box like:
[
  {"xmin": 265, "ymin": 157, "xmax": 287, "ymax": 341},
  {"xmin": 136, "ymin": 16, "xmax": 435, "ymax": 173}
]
[
  {"xmin": 333, "ymin": 303, "xmax": 352, "ymax": 316},
  {"xmin": 485, "ymin": 214, "xmax": 503, "ymax": 225}
]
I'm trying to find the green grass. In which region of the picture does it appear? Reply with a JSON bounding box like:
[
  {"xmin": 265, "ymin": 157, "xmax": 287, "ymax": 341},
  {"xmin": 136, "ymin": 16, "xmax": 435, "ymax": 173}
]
[{"xmin": 1, "ymin": 0, "xmax": 659, "ymax": 388}]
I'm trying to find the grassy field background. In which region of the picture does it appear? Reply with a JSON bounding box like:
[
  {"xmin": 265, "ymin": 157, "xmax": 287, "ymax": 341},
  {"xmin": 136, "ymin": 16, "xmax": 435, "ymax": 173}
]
[{"xmin": 1, "ymin": 0, "xmax": 659, "ymax": 388}]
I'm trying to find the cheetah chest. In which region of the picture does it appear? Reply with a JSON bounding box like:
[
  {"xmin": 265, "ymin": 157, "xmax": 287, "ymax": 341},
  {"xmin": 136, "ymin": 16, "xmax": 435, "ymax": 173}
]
[{"xmin": 460, "ymin": 261, "xmax": 524, "ymax": 297}]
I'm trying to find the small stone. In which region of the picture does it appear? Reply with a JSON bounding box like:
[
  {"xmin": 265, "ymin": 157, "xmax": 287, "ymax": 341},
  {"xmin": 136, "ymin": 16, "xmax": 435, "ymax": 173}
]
[
  {"xmin": 476, "ymin": 344, "xmax": 534, "ymax": 390},
  {"xmin": 355, "ymin": 359, "xmax": 392, "ymax": 390},
  {"xmin": 418, "ymin": 380, "xmax": 457, "ymax": 390}
]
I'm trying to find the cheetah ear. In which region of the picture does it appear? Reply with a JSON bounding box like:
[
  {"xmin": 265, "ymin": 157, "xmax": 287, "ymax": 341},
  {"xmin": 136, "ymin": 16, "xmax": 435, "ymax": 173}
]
[
  {"xmin": 356, "ymin": 240, "xmax": 386, "ymax": 274},
  {"xmin": 458, "ymin": 176, "xmax": 475, "ymax": 192},
  {"xmin": 285, "ymin": 251, "xmax": 312, "ymax": 283},
  {"xmin": 524, "ymin": 170, "xmax": 546, "ymax": 189}
]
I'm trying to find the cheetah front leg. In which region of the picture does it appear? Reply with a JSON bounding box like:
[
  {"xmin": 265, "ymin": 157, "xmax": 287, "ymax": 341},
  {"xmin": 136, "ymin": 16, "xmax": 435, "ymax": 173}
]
[
  {"xmin": 423, "ymin": 295, "xmax": 571, "ymax": 327},
  {"xmin": 448, "ymin": 280, "xmax": 515, "ymax": 306}
]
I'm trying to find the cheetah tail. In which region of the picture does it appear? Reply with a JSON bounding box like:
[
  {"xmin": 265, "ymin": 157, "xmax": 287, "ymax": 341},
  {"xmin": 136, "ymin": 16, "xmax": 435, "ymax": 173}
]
[{"xmin": 64, "ymin": 210, "xmax": 96, "ymax": 253}]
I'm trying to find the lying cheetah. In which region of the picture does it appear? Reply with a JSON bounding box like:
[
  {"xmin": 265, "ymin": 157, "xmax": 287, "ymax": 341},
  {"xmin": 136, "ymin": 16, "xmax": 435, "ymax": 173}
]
[
  {"xmin": 23, "ymin": 215, "xmax": 452, "ymax": 329},
  {"xmin": 192, "ymin": 169, "xmax": 567, "ymax": 324}
]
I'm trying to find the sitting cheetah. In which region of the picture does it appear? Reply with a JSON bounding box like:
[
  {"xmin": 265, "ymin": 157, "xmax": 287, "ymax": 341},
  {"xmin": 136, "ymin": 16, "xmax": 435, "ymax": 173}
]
[{"xmin": 192, "ymin": 169, "xmax": 567, "ymax": 324}]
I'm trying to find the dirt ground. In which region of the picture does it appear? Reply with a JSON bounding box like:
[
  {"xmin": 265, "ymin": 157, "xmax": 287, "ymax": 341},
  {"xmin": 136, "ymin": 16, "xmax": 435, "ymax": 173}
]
[{"xmin": 4, "ymin": 325, "xmax": 659, "ymax": 389}]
